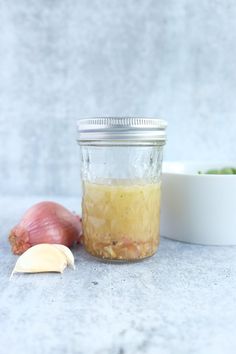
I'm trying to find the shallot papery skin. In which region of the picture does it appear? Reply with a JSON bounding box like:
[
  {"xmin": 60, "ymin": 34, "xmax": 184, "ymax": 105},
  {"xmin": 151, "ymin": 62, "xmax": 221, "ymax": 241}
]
[{"xmin": 9, "ymin": 201, "xmax": 82, "ymax": 255}]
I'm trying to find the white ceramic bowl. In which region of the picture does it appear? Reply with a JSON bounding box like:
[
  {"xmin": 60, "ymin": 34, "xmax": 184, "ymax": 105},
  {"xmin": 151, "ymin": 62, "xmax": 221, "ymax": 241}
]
[{"xmin": 161, "ymin": 162, "xmax": 236, "ymax": 245}]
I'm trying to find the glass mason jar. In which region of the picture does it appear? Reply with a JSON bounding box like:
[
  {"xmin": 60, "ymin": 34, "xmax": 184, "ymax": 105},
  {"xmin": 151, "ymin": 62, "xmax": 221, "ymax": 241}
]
[{"xmin": 77, "ymin": 117, "xmax": 167, "ymax": 261}]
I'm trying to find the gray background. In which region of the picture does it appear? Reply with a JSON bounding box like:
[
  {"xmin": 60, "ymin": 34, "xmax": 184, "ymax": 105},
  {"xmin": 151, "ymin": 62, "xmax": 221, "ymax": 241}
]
[{"xmin": 0, "ymin": 0, "xmax": 236, "ymax": 196}]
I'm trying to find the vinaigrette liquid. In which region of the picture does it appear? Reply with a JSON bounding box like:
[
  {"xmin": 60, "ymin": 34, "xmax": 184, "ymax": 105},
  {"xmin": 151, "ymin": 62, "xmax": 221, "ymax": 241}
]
[{"xmin": 82, "ymin": 180, "xmax": 161, "ymax": 260}]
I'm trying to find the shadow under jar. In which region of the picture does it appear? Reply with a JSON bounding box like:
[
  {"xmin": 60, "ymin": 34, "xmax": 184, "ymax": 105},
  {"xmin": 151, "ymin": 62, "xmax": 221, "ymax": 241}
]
[{"xmin": 77, "ymin": 117, "xmax": 167, "ymax": 261}]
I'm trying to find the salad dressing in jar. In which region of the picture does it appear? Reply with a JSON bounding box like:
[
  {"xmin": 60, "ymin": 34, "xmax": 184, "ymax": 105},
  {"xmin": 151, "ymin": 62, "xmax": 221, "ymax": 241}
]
[{"xmin": 77, "ymin": 117, "xmax": 167, "ymax": 261}]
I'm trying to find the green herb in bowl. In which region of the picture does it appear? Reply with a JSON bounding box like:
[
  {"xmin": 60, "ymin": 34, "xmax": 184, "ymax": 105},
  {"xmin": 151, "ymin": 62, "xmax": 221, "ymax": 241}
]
[{"xmin": 198, "ymin": 167, "xmax": 236, "ymax": 175}]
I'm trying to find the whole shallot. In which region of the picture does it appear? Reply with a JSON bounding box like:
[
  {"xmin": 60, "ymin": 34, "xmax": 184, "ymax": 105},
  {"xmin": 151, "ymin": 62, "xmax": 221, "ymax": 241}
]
[{"xmin": 9, "ymin": 201, "xmax": 82, "ymax": 255}]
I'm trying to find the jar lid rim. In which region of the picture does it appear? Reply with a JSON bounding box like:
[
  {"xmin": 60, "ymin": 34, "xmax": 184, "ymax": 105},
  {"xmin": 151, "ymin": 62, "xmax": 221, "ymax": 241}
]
[{"xmin": 77, "ymin": 117, "xmax": 167, "ymax": 143}]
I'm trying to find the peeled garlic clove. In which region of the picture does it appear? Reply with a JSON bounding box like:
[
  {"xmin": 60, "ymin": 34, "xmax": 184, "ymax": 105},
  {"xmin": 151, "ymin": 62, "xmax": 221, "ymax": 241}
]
[
  {"xmin": 53, "ymin": 244, "xmax": 75, "ymax": 269},
  {"xmin": 11, "ymin": 244, "xmax": 70, "ymax": 276}
]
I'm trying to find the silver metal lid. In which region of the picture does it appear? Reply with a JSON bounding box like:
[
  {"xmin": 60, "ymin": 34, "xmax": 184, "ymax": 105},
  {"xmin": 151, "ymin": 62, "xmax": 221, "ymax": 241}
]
[{"xmin": 77, "ymin": 117, "xmax": 167, "ymax": 144}]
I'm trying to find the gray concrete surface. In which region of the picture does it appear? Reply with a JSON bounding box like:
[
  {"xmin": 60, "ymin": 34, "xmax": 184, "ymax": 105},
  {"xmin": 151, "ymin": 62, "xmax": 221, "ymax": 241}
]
[
  {"xmin": 1, "ymin": 0, "xmax": 236, "ymax": 196},
  {"xmin": 1, "ymin": 196, "xmax": 236, "ymax": 354}
]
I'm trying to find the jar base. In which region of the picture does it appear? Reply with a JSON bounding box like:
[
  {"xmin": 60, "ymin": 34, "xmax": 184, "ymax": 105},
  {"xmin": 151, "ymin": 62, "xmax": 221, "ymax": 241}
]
[{"xmin": 84, "ymin": 246, "xmax": 158, "ymax": 263}]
